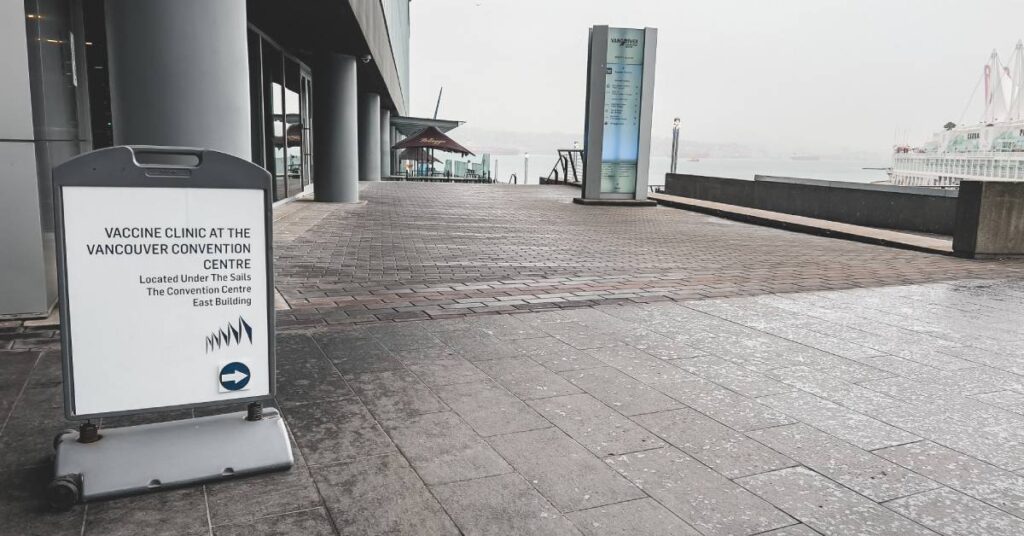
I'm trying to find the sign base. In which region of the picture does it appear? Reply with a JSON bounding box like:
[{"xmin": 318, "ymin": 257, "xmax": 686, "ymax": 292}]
[
  {"xmin": 49, "ymin": 408, "xmax": 293, "ymax": 509},
  {"xmin": 573, "ymin": 197, "xmax": 657, "ymax": 207}
]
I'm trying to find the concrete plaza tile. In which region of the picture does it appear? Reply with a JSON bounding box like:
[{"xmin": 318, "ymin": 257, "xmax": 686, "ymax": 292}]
[
  {"xmin": 274, "ymin": 333, "xmax": 354, "ymax": 403},
  {"xmin": 757, "ymin": 525, "xmax": 823, "ymax": 536},
  {"xmin": 467, "ymin": 314, "xmax": 545, "ymax": 340},
  {"xmin": 431, "ymin": 473, "xmax": 582, "ymax": 536},
  {"xmin": 972, "ymin": 390, "xmax": 1024, "ymax": 414},
  {"xmin": 84, "ymin": 486, "xmax": 210, "ymax": 536},
  {"xmin": 206, "ymin": 446, "xmax": 320, "ymax": 527},
  {"xmin": 527, "ymin": 394, "xmax": 664, "ymax": 456},
  {"xmin": 364, "ymin": 322, "xmax": 444, "ymax": 352},
  {"xmin": 605, "ymin": 447, "xmax": 794, "ymax": 536},
  {"xmin": 487, "ymin": 427, "xmax": 644, "ymax": 512},
  {"xmin": 403, "ymin": 356, "xmax": 488, "ymax": 387},
  {"xmin": 435, "ymin": 329, "xmax": 520, "ymax": 361},
  {"xmin": 312, "ymin": 453, "xmax": 459, "ymax": 535},
  {"xmin": 585, "ymin": 345, "xmax": 691, "ymax": 384},
  {"xmin": 513, "ymin": 337, "xmax": 605, "ymax": 372},
  {"xmin": 381, "ymin": 411, "xmax": 511, "ymax": 485},
  {"xmin": 884, "ymin": 487, "xmax": 1024, "ymax": 536},
  {"xmin": 282, "ymin": 397, "xmax": 395, "ymax": 466},
  {"xmin": 0, "ymin": 386, "xmax": 73, "ymax": 471},
  {"xmin": 747, "ymin": 423, "xmax": 938, "ymax": 502},
  {"xmin": 626, "ymin": 332, "xmax": 707, "ymax": 361},
  {"xmin": 674, "ymin": 355, "xmax": 795, "ymax": 398},
  {"xmin": 650, "ymin": 375, "xmax": 794, "ymax": 432},
  {"xmin": 566, "ymin": 498, "xmax": 702, "ymax": 536},
  {"xmin": 314, "ymin": 331, "xmax": 405, "ymax": 374},
  {"xmin": 757, "ymin": 391, "xmax": 919, "ymax": 450},
  {"xmin": 633, "ymin": 408, "xmax": 796, "ymax": 479},
  {"xmin": 875, "ymin": 440, "xmax": 1024, "ymax": 519},
  {"xmin": 736, "ymin": 467, "xmax": 937, "ymax": 536},
  {"xmin": 345, "ymin": 369, "xmax": 447, "ymax": 420},
  {"xmin": 212, "ymin": 508, "xmax": 335, "ymax": 536},
  {"xmin": 474, "ymin": 356, "xmax": 582, "ymax": 400},
  {"xmin": 0, "ymin": 465, "xmax": 85, "ymax": 536},
  {"xmin": 559, "ymin": 367, "xmax": 682, "ymax": 416},
  {"xmin": 433, "ymin": 380, "xmax": 549, "ymax": 437},
  {"xmin": 767, "ymin": 366, "xmax": 900, "ymax": 413},
  {"xmin": 542, "ymin": 321, "xmax": 624, "ymax": 350}
]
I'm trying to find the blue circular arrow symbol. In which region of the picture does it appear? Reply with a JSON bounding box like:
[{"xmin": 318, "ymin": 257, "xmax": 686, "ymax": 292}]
[{"xmin": 219, "ymin": 362, "xmax": 251, "ymax": 391}]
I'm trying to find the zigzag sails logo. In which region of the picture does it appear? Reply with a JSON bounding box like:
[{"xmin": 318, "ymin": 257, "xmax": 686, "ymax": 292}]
[{"xmin": 206, "ymin": 316, "xmax": 254, "ymax": 354}]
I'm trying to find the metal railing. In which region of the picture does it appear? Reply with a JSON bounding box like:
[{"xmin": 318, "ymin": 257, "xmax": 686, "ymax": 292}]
[{"xmin": 543, "ymin": 149, "xmax": 584, "ymax": 185}]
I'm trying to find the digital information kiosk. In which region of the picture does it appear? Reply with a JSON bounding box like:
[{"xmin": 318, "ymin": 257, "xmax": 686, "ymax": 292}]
[
  {"xmin": 48, "ymin": 146, "xmax": 292, "ymax": 509},
  {"xmin": 577, "ymin": 26, "xmax": 658, "ymax": 206}
]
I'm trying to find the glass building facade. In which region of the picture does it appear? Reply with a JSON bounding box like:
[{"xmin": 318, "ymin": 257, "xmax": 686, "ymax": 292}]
[{"xmin": 1, "ymin": 0, "xmax": 411, "ymax": 317}]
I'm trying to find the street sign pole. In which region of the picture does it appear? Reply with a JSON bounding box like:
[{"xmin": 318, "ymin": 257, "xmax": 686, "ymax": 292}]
[{"xmin": 48, "ymin": 146, "xmax": 292, "ymax": 509}]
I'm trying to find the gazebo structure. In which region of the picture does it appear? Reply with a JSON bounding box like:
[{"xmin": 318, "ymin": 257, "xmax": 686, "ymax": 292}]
[{"xmin": 392, "ymin": 126, "xmax": 473, "ymax": 178}]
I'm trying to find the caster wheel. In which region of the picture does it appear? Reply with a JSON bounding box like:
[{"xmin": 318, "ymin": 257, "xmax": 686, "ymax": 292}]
[
  {"xmin": 53, "ymin": 429, "xmax": 75, "ymax": 451},
  {"xmin": 47, "ymin": 474, "xmax": 81, "ymax": 511}
]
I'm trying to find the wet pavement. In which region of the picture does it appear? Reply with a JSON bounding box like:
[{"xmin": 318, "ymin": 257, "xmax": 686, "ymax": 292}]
[{"xmin": 4, "ymin": 183, "xmax": 1024, "ymax": 535}]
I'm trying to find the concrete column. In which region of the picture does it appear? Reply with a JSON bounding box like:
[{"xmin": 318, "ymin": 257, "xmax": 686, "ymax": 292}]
[
  {"xmin": 359, "ymin": 93, "xmax": 382, "ymax": 181},
  {"xmin": 312, "ymin": 53, "xmax": 359, "ymax": 202},
  {"xmin": 105, "ymin": 0, "xmax": 251, "ymax": 159},
  {"xmin": 380, "ymin": 108, "xmax": 392, "ymax": 177}
]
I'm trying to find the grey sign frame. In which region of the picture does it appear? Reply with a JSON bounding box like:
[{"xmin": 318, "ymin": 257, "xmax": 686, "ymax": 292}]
[
  {"xmin": 582, "ymin": 26, "xmax": 658, "ymax": 201},
  {"xmin": 52, "ymin": 146, "xmax": 277, "ymax": 421}
]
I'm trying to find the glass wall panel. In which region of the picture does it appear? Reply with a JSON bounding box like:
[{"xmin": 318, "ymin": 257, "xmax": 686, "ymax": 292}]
[
  {"xmin": 284, "ymin": 59, "xmax": 301, "ymax": 196},
  {"xmin": 247, "ymin": 29, "xmax": 264, "ymax": 168},
  {"xmin": 261, "ymin": 44, "xmax": 284, "ymax": 201}
]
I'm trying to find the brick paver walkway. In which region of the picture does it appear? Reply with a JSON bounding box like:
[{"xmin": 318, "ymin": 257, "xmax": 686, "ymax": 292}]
[{"xmin": 4, "ymin": 183, "xmax": 1024, "ymax": 535}]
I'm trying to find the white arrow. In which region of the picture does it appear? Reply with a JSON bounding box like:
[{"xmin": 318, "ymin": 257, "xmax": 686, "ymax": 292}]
[{"xmin": 221, "ymin": 370, "xmax": 248, "ymax": 385}]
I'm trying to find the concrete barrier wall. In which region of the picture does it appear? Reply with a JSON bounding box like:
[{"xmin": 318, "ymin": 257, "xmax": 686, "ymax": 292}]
[
  {"xmin": 663, "ymin": 173, "xmax": 958, "ymax": 235},
  {"xmin": 953, "ymin": 180, "xmax": 1024, "ymax": 257}
]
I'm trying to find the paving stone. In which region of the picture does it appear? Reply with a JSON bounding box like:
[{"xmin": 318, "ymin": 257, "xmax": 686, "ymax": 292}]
[
  {"xmin": 488, "ymin": 427, "xmax": 644, "ymax": 512},
  {"xmin": 433, "ymin": 380, "xmax": 548, "ymax": 436},
  {"xmin": 467, "ymin": 315, "xmax": 545, "ymax": 340},
  {"xmin": 605, "ymin": 447, "xmax": 794, "ymax": 536},
  {"xmin": 212, "ymin": 508, "xmax": 335, "ymax": 536},
  {"xmin": 513, "ymin": 337, "xmax": 605, "ymax": 372},
  {"xmin": 874, "ymin": 440, "xmax": 1024, "ymax": 519},
  {"xmin": 736, "ymin": 467, "xmax": 937, "ymax": 536},
  {"xmin": 403, "ymin": 356, "xmax": 488, "ymax": 387},
  {"xmin": 758, "ymin": 391, "xmax": 919, "ymax": 450},
  {"xmin": 566, "ymin": 498, "xmax": 702, "ymax": 536},
  {"xmin": 431, "ymin": 473, "xmax": 581, "ymax": 536},
  {"xmin": 542, "ymin": 322, "xmax": 624, "ymax": 350},
  {"xmin": 757, "ymin": 525, "xmax": 823, "ymax": 536},
  {"xmin": 559, "ymin": 367, "xmax": 682, "ymax": 416},
  {"xmin": 634, "ymin": 408, "xmax": 796, "ymax": 478},
  {"xmin": 314, "ymin": 332, "xmax": 404, "ymax": 374},
  {"xmin": 625, "ymin": 332, "xmax": 707, "ymax": 360},
  {"xmin": 675, "ymin": 355, "xmax": 795, "ymax": 398},
  {"xmin": 282, "ymin": 397, "xmax": 395, "ymax": 466},
  {"xmin": 650, "ymin": 375, "xmax": 794, "ymax": 431},
  {"xmin": 0, "ymin": 386, "xmax": 72, "ymax": 471},
  {"xmin": 767, "ymin": 366, "xmax": 901, "ymax": 413},
  {"xmin": 206, "ymin": 445, "xmax": 321, "ymax": 527},
  {"xmin": 382, "ymin": 411, "xmax": 511, "ymax": 485},
  {"xmin": 345, "ymin": 369, "xmax": 447, "ymax": 420},
  {"xmin": 527, "ymin": 394, "xmax": 664, "ymax": 456},
  {"xmin": 747, "ymin": 423, "xmax": 937, "ymax": 501},
  {"xmin": 312, "ymin": 453, "xmax": 458, "ymax": 535},
  {"xmin": 275, "ymin": 333, "xmax": 354, "ymax": 403},
  {"xmin": 0, "ymin": 465, "xmax": 84, "ymax": 536},
  {"xmin": 885, "ymin": 487, "xmax": 1024, "ymax": 536},
  {"xmin": 586, "ymin": 345, "xmax": 690, "ymax": 384},
  {"xmin": 84, "ymin": 486, "xmax": 209, "ymax": 536},
  {"xmin": 365, "ymin": 322, "xmax": 443, "ymax": 352},
  {"xmin": 474, "ymin": 356, "xmax": 582, "ymax": 400},
  {"xmin": 435, "ymin": 329, "xmax": 520, "ymax": 361}
]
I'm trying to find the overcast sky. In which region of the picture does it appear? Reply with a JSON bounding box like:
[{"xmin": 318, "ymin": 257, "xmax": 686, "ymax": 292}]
[{"xmin": 409, "ymin": 0, "xmax": 1024, "ymax": 156}]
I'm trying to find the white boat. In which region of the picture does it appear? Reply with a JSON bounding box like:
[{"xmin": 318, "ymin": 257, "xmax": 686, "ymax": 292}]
[{"xmin": 890, "ymin": 40, "xmax": 1024, "ymax": 188}]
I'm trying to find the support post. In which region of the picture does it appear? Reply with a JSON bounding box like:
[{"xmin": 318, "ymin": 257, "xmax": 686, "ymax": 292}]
[
  {"xmin": 359, "ymin": 93, "xmax": 382, "ymax": 181},
  {"xmin": 312, "ymin": 53, "xmax": 359, "ymax": 202}
]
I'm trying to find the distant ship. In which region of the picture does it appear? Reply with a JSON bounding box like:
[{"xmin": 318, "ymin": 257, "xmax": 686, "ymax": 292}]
[{"xmin": 890, "ymin": 40, "xmax": 1024, "ymax": 188}]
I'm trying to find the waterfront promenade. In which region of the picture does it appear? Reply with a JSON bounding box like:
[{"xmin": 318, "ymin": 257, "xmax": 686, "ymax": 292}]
[{"xmin": 5, "ymin": 182, "xmax": 1024, "ymax": 535}]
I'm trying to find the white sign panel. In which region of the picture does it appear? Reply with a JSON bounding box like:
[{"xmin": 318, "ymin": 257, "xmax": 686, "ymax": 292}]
[
  {"xmin": 61, "ymin": 186, "xmax": 270, "ymax": 415},
  {"xmin": 601, "ymin": 27, "xmax": 645, "ymax": 194}
]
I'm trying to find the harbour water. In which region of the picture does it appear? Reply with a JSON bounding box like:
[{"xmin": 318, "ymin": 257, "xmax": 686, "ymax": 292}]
[{"xmin": 487, "ymin": 154, "xmax": 890, "ymax": 187}]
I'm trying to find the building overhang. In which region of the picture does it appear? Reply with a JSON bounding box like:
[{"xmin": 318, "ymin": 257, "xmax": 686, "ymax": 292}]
[{"xmin": 391, "ymin": 116, "xmax": 464, "ymax": 137}]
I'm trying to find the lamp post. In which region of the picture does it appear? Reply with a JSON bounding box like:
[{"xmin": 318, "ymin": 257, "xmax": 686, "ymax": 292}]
[
  {"xmin": 524, "ymin": 152, "xmax": 529, "ymax": 185},
  {"xmin": 670, "ymin": 117, "xmax": 681, "ymax": 175}
]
